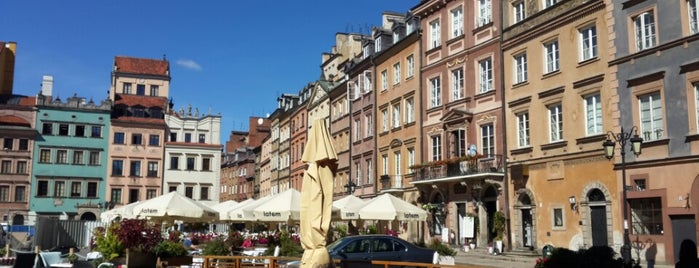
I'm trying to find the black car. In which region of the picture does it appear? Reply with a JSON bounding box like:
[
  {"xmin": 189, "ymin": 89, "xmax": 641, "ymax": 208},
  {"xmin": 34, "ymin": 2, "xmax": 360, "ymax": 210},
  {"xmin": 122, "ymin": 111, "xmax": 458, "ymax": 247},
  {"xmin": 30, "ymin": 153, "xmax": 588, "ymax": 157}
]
[{"xmin": 280, "ymin": 235, "xmax": 436, "ymax": 268}]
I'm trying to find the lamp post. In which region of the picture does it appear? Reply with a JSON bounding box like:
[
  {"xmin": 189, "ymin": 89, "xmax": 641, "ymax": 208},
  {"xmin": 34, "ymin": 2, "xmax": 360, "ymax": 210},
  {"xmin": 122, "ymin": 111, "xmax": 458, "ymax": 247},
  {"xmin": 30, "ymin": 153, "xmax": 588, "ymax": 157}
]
[
  {"xmin": 602, "ymin": 126, "xmax": 643, "ymax": 265},
  {"xmin": 344, "ymin": 180, "xmax": 357, "ymax": 195}
]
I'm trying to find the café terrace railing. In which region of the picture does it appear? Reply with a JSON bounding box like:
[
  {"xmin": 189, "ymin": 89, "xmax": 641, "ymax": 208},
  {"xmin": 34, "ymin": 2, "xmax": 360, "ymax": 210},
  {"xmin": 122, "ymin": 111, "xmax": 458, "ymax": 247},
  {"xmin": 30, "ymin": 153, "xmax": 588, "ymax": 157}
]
[{"xmin": 412, "ymin": 154, "xmax": 505, "ymax": 182}]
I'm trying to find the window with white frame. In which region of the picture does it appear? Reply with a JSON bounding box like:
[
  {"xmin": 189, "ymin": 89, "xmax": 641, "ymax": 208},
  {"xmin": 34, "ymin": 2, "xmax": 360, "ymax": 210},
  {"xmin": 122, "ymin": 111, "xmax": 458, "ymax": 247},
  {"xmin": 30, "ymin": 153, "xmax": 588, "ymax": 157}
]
[
  {"xmin": 430, "ymin": 77, "xmax": 442, "ymax": 108},
  {"xmin": 548, "ymin": 103, "xmax": 563, "ymax": 142},
  {"xmin": 405, "ymin": 98, "xmax": 415, "ymax": 123},
  {"xmin": 382, "ymin": 109, "xmax": 388, "ymax": 132},
  {"xmin": 407, "ymin": 20, "xmax": 415, "ymax": 35},
  {"xmin": 579, "ymin": 25, "xmax": 598, "ymax": 61},
  {"xmin": 430, "ymin": 20, "xmax": 441, "ymax": 49},
  {"xmin": 639, "ymin": 92, "xmax": 663, "ymax": 141},
  {"xmin": 514, "ymin": 52, "xmax": 528, "ymax": 84},
  {"xmin": 375, "ymin": 36, "xmax": 382, "ymax": 52},
  {"xmin": 354, "ymin": 119, "xmax": 361, "ymax": 141},
  {"xmin": 513, "ymin": 1, "xmax": 525, "ymax": 23},
  {"xmin": 544, "ymin": 40, "xmax": 560, "ymax": 74},
  {"xmin": 452, "ymin": 68, "xmax": 464, "ymax": 101},
  {"xmin": 481, "ymin": 124, "xmax": 495, "ymax": 157},
  {"xmin": 544, "ymin": 0, "xmax": 558, "ymax": 9},
  {"xmin": 393, "ymin": 31, "xmax": 400, "ymax": 44},
  {"xmin": 454, "ymin": 129, "xmax": 467, "ymax": 156},
  {"xmin": 363, "ymin": 70, "xmax": 372, "ymax": 93},
  {"xmin": 382, "ymin": 154, "xmax": 388, "ymax": 175},
  {"xmin": 451, "ymin": 7, "xmax": 464, "ymax": 38},
  {"xmin": 366, "ymin": 159, "xmax": 373, "ymax": 184},
  {"xmin": 392, "ymin": 104, "xmax": 401, "ymax": 129},
  {"xmin": 56, "ymin": 150, "xmax": 68, "ymax": 164},
  {"xmin": 408, "ymin": 148, "xmax": 415, "ymax": 168},
  {"xmin": 381, "ymin": 70, "xmax": 388, "ymax": 91},
  {"xmin": 517, "ymin": 112, "xmax": 530, "ymax": 147},
  {"xmin": 355, "ymin": 162, "xmax": 362, "ymax": 185},
  {"xmin": 479, "ymin": 58, "xmax": 493, "ymax": 93},
  {"xmin": 365, "ymin": 114, "xmax": 372, "ymax": 138},
  {"xmin": 634, "ymin": 11, "xmax": 656, "ymax": 51},
  {"xmin": 431, "ymin": 135, "xmax": 442, "ymax": 161},
  {"xmin": 407, "ymin": 55, "xmax": 415, "ymax": 78},
  {"xmin": 478, "ymin": 0, "xmax": 492, "ymax": 27},
  {"xmin": 394, "ymin": 151, "xmax": 402, "ymax": 185},
  {"xmin": 585, "ymin": 94, "xmax": 603, "ymax": 135},
  {"xmin": 690, "ymin": 0, "xmax": 699, "ymax": 34},
  {"xmin": 393, "ymin": 62, "xmax": 401, "ymax": 85}
]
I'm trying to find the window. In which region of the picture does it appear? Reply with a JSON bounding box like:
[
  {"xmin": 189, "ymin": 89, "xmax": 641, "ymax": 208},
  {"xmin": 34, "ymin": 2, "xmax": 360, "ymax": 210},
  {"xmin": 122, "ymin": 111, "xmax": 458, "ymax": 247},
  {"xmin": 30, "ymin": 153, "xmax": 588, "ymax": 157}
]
[
  {"xmin": 375, "ymin": 36, "xmax": 382, "ymax": 52},
  {"xmin": 150, "ymin": 85, "xmax": 159, "ymax": 96},
  {"xmin": 1, "ymin": 160, "xmax": 10, "ymax": 173},
  {"xmin": 690, "ymin": 0, "xmax": 699, "ymax": 34},
  {"xmin": 513, "ymin": 1, "xmax": 525, "ymax": 23},
  {"xmin": 132, "ymin": 134, "xmax": 142, "ymax": 145},
  {"xmin": 149, "ymin": 135, "xmax": 159, "ymax": 146},
  {"xmin": 42, "ymin": 123, "xmax": 53, "ymax": 135},
  {"xmin": 381, "ymin": 70, "xmax": 388, "ymax": 91},
  {"xmin": 630, "ymin": 197, "xmax": 663, "ymax": 235},
  {"xmin": 548, "ymin": 104, "xmax": 563, "ymax": 142},
  {"xmin": 58, "ymin": 124, "xmax": 69, "ymax": 136},
  {"xmin": 170, "ymin": 156, "xmax": 180, "ymax": 169},
  {"xmin": 479, "ymin": 58, "xmax": 493, "ymax": 93},
  {"xmin": 695, "ymin": 84, "xmax": 699, "ymax": 131},
  {"xmin": 73, "ymin": 150, "xmax": 84, "ymax": 165},
  {"xmin": 89, "ymin": 151, "xmax": 99, "ymax": 165},
  {"xmin": 513, "ymin": 52, "xmax": 528, "ymax": 84},
  {"xmin": 517, "ymin": 112, "xmax": 530, "ymax": 147},
  {"xmin": 0, "ymin": 186, "xmax": 8, "ymax": 202},
  {"xmin": 71, "ymin": 181, "xmax": 81, "ymax": 197},
  {"xmin": 634, "ymin": 11, "xmax": 656, "ymax": 51},
  {"xmin": 201, "ymin": 187, "xmax": 209, "ymax": 200},
  {"xmin": 40, "ymin": 149, "xmax": 51, "ymax": 163},
  {"xmin": 382, "ymin": 154, "xmax": 388, "ymax": 176},
  {"xmin": 18, "ymin": 139, "xmax": 28, "ymax": 150},
  {"xmin": 136, "ymin": 84, "xmax": 146, "ymax": 95},
  {"xmin": 146, "ymin": 161, "xmax": 158, "ymax": 177},
  {"xmin": 146, "ymin": 189, "xmax": 157, "ymax": 199},
  {"xmin": 123, "ymin": 83, "xmax": 132, "ymax": 94},
  {"xmin": 431, "ymin": 135, "xmax": 442, "ymax": 161},
  {"xmin": 430, "ymin": 77, "xmax": 441, "ymax": 108},
  {"xmin": 202, "ymin": 158, "xmax": 211, "ymax": 171},
  {"xmin": 544, "ymin": 40, "xmax": 559, "ymax": 74},
  {"xmin": 408, "ymin": 148, "xmax": 415, "ymax": 168},
  {"xmin": 544, "ymin": 0, "xmax": 558, "ymax": 8},
  {"xmin": 54, "ymin": 181, "xmax": 65, "ymax": 197},
  {"xmin": 393, "ymin": 63, "xmax": 401, "ymax": 85},
  {"xmin": 91, "ymin": 126, "xmax": 102, "ymax": 138},
  {"xmin": 451, "ymin": 7, "xmax": 463, "ymax": 38},
  {"xmin": 394, "ymin": 151, "xmax": 402, "ymax": 181},
  {"xmin": 15, "ymin": 186, "xmax": 26, "ymax": 202},
  {"xmin": 37, "ymin": 181, "xmax": 48, "ymax": 197},
  {"xmin": 114, "ymin": 132, "xmax": 125, "ymax": 144},
  {"xmin": 381, "ymin": 109, "xmax": 388, "ymax": 132},
  {"xmin": 579, "ymin": 25, "xmax": 598, "ymax": 61},
  {"xmin": 16, "ymin": 161, "xmax": 26, "ymax": 174},
  {"xmin": 481, "ymin": 124, "xmax": 495, "ymax": 157},
  {"xmin": 185, "ymin": 186, "xmax": 193, "ymax": 198},
  {"xmin": 392, "ymin": 104, "xmax": 401, "ymax": 129},
  {"xmin": 430, "ymin": 19, "xmax": 441, "ymax": 49},
  {"xmin": 407, "ymin": 20, "xmax": 415, "ymax": 35},
  {"xmin": 75, "ymin": 125, "xmax": 85, "ymax": 137},
  {"xmin": 170, "ymin": 133, "xmax": 177, "ymax": 142},
  {"xmin": 130, "ymin": 160, "xmax": 141, "ymax": 177},
  {"xmin": 451, "ymin": 68, "xmax": 464, "ymax": 100},
  {"xmin": 354, "ymin": 119, "xmax": 361, "ymax": 141},
  {"xmin": 553, "ymin": 208, "xmax": 563, "ymax": 227},
  {"xmin": 87, "ymin": 182, "xmax": 97, "ymax": 198},
  {"xmin": 56, "ymin": 150, "xmax": 68, "ymax": 164},
  {"xmin": 478, "ymin": 0, "xmax": 492, "ymax": 27},
  {"xmin": 639, "ymin": 92, "xmax": 663, "ymax": 141},
  {"xmin": 2, "ymin": 138, "xmax": 11, "ymax": 150},
  {"xmin": 407, "ymin": 55, "xmax": 415, "ymax": 78},
  {"xmin": 112, "ymin": 160, "xmax": 124, "ymax": 176},
  {"xmin": 129, "ymin": 189, "xmax": 139, "ymax": 203},
  {"xmin": 169, "ymin": 186, "xmax": 177, "ymax": 193},
  {"xmin": 187, "ymin": 157, "xmax": 195, "ymax": 170},
  {"xmin": 393, "ymin": 31, "xmax": 400, "ymax": 44},
  {"xmin": 198, "ymin": 134, "xmax": 206, "ymax": 143},
  {"xmin": 405, "ymin": 98, "xmax": 415, "ymax": 123},
  {"xmin": 365, "ymin": 114, "xmax": 372, "ymax": 138},
  {"xmin": 185, "ymin": 133, "xmax": 192, "ymax": 143},
  {"xmin": 366, "ymin": 159, "xmax": 373, "ymax": 184},
  {"xmin": 585, "ymin": 94, "xmax": 603, "ymax": 135},
  {"xmin": 111, "ymin": 188, "xmax": 122, "ymax": 204}
]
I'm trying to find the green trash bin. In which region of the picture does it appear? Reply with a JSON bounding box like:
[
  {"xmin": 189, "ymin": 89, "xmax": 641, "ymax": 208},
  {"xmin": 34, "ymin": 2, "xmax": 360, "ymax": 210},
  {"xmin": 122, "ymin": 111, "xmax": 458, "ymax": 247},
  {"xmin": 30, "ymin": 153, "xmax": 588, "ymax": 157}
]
[{"xmin": 542, "ymin": 245, "xmax": 554, "ymax": 259}]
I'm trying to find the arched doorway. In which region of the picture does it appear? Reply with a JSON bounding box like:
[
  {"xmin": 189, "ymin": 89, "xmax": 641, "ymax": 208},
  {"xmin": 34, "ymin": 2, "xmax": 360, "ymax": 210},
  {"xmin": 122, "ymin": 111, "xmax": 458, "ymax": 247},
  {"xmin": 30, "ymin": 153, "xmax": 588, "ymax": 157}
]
[
  {"xmin": 518, "ymin": 194, "xmax": 534, "ymax": 248},
  {"xmin": 588, "ymin": 188, "xmax": 608, "ymax": 246},
  {"xmin": 12, "ymin": 214, "xmax": 24, "ymax": 225},
  {"xmin": 80, "ymin": 212, "xmax": 97, "ymax": 221}
]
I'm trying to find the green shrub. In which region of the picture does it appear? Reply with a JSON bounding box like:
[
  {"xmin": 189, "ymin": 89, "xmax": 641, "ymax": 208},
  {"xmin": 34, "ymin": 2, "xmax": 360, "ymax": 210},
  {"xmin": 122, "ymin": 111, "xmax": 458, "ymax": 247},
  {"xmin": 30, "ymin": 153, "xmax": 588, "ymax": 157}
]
[
  {"xmin": 427, "ymin": 238, "xmax": 456, "ymax": 256},
  {"xmin": 93, "ymin": 223, "xmax": 125, "ymax": 261},
  {"xmin": 493, "ymin": 211, "xmax": 506, "ymax": 240},
  {"xmin": 278, "ymin": 231, "xmax": 303, "ymax": 257},
  {"xmin": 202, "ymin": 237, "xmax": 230, "ymax": 256},
  {"xmin": 367, "ymin": 225, "xmax": 378, "ymax": 234},
  {"xmin": 154, "ymin": 240, "xmax": 188, "ymax": 258}
]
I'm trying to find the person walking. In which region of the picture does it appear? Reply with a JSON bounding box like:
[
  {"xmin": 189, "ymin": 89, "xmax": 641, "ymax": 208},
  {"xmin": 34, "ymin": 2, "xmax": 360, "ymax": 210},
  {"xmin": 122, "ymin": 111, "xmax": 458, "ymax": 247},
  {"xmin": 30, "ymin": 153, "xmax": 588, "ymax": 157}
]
[{"xmin": 676, "ymin": 239, "xmax": 699, "ymax": 268}]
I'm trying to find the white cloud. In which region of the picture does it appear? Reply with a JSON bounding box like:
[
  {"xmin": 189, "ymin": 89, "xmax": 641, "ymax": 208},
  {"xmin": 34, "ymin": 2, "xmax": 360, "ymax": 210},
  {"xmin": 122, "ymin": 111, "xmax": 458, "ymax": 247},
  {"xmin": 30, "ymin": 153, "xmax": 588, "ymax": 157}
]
[{"xmin": 176, "ymin": 59, "xmax": 202, "ymax": 71}]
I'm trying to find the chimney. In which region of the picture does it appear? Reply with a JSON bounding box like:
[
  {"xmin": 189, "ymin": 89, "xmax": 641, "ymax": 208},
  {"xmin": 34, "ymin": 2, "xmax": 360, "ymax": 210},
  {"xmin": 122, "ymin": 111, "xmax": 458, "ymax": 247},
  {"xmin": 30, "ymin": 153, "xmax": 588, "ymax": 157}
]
[{"xmin": 41, "ymin": 75, "xmax": 53, "ymax": 97}]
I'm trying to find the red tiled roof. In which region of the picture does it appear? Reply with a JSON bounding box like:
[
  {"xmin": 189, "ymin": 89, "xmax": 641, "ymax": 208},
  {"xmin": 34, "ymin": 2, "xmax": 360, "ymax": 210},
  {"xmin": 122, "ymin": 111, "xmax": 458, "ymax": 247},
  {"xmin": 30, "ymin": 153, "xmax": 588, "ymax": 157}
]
[
  {"xmin": 18, "ymin": 96, "xmax": 35, "ymax": 107},
  {"xmin": 0, "ymin": 115, "xmax": 30, "ymax": 127},
  {"xmin": 114, "ymin": 94, "xmax": 167, "ymax": 108},
  {"xmin": 114, "ymin": 56, "xmax": 169, "ymax": 76},
  {"xmin": 112, "ymin": 116, "xmax": 166, "ymax": 125}
]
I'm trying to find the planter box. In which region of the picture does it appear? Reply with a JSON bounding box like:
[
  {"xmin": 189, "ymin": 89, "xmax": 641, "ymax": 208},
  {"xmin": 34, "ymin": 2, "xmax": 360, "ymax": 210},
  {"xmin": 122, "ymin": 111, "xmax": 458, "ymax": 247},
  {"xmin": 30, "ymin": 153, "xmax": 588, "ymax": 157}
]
[
  {"xmin": 126, "ymin": 251, "xmax": 157, "ymax": 268},
  {"xmin": 161, "ymin": 255, "xmax": 193, "ymax": 266}
]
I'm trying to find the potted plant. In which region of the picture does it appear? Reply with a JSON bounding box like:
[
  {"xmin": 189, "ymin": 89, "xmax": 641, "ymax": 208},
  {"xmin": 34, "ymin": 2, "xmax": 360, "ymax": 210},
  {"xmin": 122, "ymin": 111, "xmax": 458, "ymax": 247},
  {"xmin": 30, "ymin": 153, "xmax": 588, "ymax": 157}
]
[
  {"xmin": 116, "ymin": 219, "xmax": 163, "ymax": 268},
  {"xmin": 427, "ymin": 238, "xmax": 456, "ymax": 265},
  {"xmin": 93, "ymin": 224, "xmax": 125, "ymax": 264},
  {"xmin": 493, "ymin": 210, "xmax": 506, "ymax": 254},
  {"xmin": 154, "ymin": 240, "xmax": 191, "ymax": 267}
]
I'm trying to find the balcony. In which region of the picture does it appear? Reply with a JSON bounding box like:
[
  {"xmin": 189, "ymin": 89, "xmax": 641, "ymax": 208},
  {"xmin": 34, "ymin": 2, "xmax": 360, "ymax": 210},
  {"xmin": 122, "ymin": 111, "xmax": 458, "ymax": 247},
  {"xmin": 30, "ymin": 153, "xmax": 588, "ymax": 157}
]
[{"xmin": 411, "ymin": 154, "xmax": 505, "ymax": 185}]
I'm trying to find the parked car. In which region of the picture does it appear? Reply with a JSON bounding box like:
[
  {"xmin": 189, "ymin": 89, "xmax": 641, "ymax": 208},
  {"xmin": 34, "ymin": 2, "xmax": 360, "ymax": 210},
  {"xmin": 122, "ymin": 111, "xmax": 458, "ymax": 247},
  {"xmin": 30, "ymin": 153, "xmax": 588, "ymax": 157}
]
[{"xmin": 279, "ymin": 235, "xmax": 436, "ymax": 268}]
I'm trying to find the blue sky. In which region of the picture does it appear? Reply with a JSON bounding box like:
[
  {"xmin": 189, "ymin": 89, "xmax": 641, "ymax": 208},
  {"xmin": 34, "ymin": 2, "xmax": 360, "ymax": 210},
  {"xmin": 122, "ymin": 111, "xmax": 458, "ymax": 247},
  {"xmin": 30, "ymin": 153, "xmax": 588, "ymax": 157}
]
[{"xmin": 1, "ymin": 1, "xmax": 417, "ymax": 144}]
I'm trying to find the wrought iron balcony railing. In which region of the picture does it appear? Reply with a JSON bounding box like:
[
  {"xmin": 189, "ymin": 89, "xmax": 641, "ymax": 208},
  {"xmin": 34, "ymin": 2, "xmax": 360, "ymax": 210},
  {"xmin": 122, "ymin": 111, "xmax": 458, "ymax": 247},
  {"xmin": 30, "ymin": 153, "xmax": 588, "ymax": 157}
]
[{"xmin": 412, "ymin": 154, "xmax": 505, "ymax": 182}]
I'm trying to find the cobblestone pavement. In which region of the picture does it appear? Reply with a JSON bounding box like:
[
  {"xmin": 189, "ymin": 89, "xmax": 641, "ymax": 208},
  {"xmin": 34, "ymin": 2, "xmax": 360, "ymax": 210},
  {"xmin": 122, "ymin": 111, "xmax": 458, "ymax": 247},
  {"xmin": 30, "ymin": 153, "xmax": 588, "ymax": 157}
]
[{"xmin": 453, "ymin": 248, "xmax": 537, "ymax": 268}]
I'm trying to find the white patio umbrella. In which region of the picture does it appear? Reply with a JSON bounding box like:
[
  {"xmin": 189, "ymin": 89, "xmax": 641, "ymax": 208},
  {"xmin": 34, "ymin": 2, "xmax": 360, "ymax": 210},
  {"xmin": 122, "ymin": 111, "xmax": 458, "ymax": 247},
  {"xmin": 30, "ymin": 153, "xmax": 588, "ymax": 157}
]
[
  {"xmin": 247, "ymin": 188, "xmax": 302, "ymax": 222},
  {"xmin": 215, "ymin": 199, "xmax": 254, "ymax": 221},
  {"xmin": 100, "ymin": 201, "xmax": 140, "ymax": 222},
  {"xmin": 210, "ymin": 200, "xmax": 239, "ymax": 221},
  {"xmin": 227, "ymin": 195, "xmax": 273, "ymax": 221},
  {"xmin": 332, "ymin": 195, "xmax": 366, "ymax": 220},
  {"xmin": 358, "ymin": 193, "xmax": 428, "ymax": 221},
  {"xmin": 131, "ymin": 191, "xmax": 219, "ymax": 222}
]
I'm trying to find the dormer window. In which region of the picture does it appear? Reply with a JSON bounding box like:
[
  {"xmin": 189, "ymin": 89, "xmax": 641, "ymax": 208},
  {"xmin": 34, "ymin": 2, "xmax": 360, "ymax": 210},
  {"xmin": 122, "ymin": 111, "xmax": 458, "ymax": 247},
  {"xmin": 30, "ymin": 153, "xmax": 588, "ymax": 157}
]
[
  {"xmin": 363, "ymin": 45, "xmax": 370, "ymax": 59},
  {"xmin": 406, "ymin": 20, "xmax": 415, "ymax": 35},
  {"xmin": 393, "ymin": 32, "xmax": 400, "ymax": 44},
  {"xmin": 375, "ymin": 36, "xmax": 382, "ymax": 52}
]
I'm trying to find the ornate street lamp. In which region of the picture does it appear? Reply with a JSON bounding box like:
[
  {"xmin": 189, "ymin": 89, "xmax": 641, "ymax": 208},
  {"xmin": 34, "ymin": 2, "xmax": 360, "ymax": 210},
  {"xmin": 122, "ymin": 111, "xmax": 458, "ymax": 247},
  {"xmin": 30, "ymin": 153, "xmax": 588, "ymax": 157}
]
[
  {"xmin": 603, "ymin": 126, "xmax": 643, "ymax": 264},
  {"xmin": 344, "ymin": 180, "xmax": 357, "ymax": 195}
]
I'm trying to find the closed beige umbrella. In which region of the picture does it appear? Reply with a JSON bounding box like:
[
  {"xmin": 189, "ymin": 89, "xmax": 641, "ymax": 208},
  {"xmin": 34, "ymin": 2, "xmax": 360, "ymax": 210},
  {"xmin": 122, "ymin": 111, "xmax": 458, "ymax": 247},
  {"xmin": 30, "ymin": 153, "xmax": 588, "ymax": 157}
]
[{"xmin": 300, "ymin": 119, "xmax": 337, "ymax": 268}]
